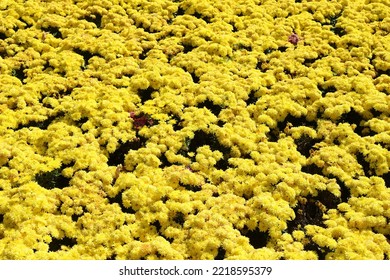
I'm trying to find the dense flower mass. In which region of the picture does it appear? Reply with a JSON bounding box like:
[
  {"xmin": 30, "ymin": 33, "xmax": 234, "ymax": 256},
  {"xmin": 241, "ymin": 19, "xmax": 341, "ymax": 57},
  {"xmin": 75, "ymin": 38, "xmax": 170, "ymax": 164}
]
[{"xmin": 0, "ymin": 0, "xmax": 389, "ymax": 260}]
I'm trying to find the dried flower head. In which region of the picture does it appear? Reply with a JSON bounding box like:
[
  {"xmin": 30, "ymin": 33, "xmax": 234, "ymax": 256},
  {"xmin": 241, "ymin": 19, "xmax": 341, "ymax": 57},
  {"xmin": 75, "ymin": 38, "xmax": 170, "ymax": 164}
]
[
  {"xmin": 288, "ymin": 33, "xmax": 300, "ymax": 45},
  {"xmin": 129, "ymin": 111, "xmax": 154, "ymax": 130}
]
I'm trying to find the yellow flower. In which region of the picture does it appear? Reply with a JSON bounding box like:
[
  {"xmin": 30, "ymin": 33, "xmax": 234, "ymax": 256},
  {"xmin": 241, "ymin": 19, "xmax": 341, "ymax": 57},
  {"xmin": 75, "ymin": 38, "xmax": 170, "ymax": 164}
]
[{"xmin": 292, "ymin": 230, "xmax": 305, "ymax": 241}]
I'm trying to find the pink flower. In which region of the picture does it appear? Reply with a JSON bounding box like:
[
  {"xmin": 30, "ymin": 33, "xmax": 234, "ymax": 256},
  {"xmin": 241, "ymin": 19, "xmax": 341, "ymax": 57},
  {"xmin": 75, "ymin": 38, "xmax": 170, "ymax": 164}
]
[{"xmin": 288, "ymin": 33, "xmax": 300, "ymax": 45}]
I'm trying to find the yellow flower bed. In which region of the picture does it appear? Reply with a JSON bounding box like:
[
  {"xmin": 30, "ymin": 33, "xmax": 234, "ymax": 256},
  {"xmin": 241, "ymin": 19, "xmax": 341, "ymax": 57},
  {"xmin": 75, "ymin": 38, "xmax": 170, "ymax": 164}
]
[{"xmin": 0, "ymin": 0, "xmax": 389, "ymax": 259}]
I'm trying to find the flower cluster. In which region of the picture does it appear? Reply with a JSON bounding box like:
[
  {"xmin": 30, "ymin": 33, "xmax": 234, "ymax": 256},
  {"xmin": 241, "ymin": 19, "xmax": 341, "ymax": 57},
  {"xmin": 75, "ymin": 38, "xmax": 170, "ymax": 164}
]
[{"xmin": 0, "ymin": 0, "xmax": 389, "ymax": 260}]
